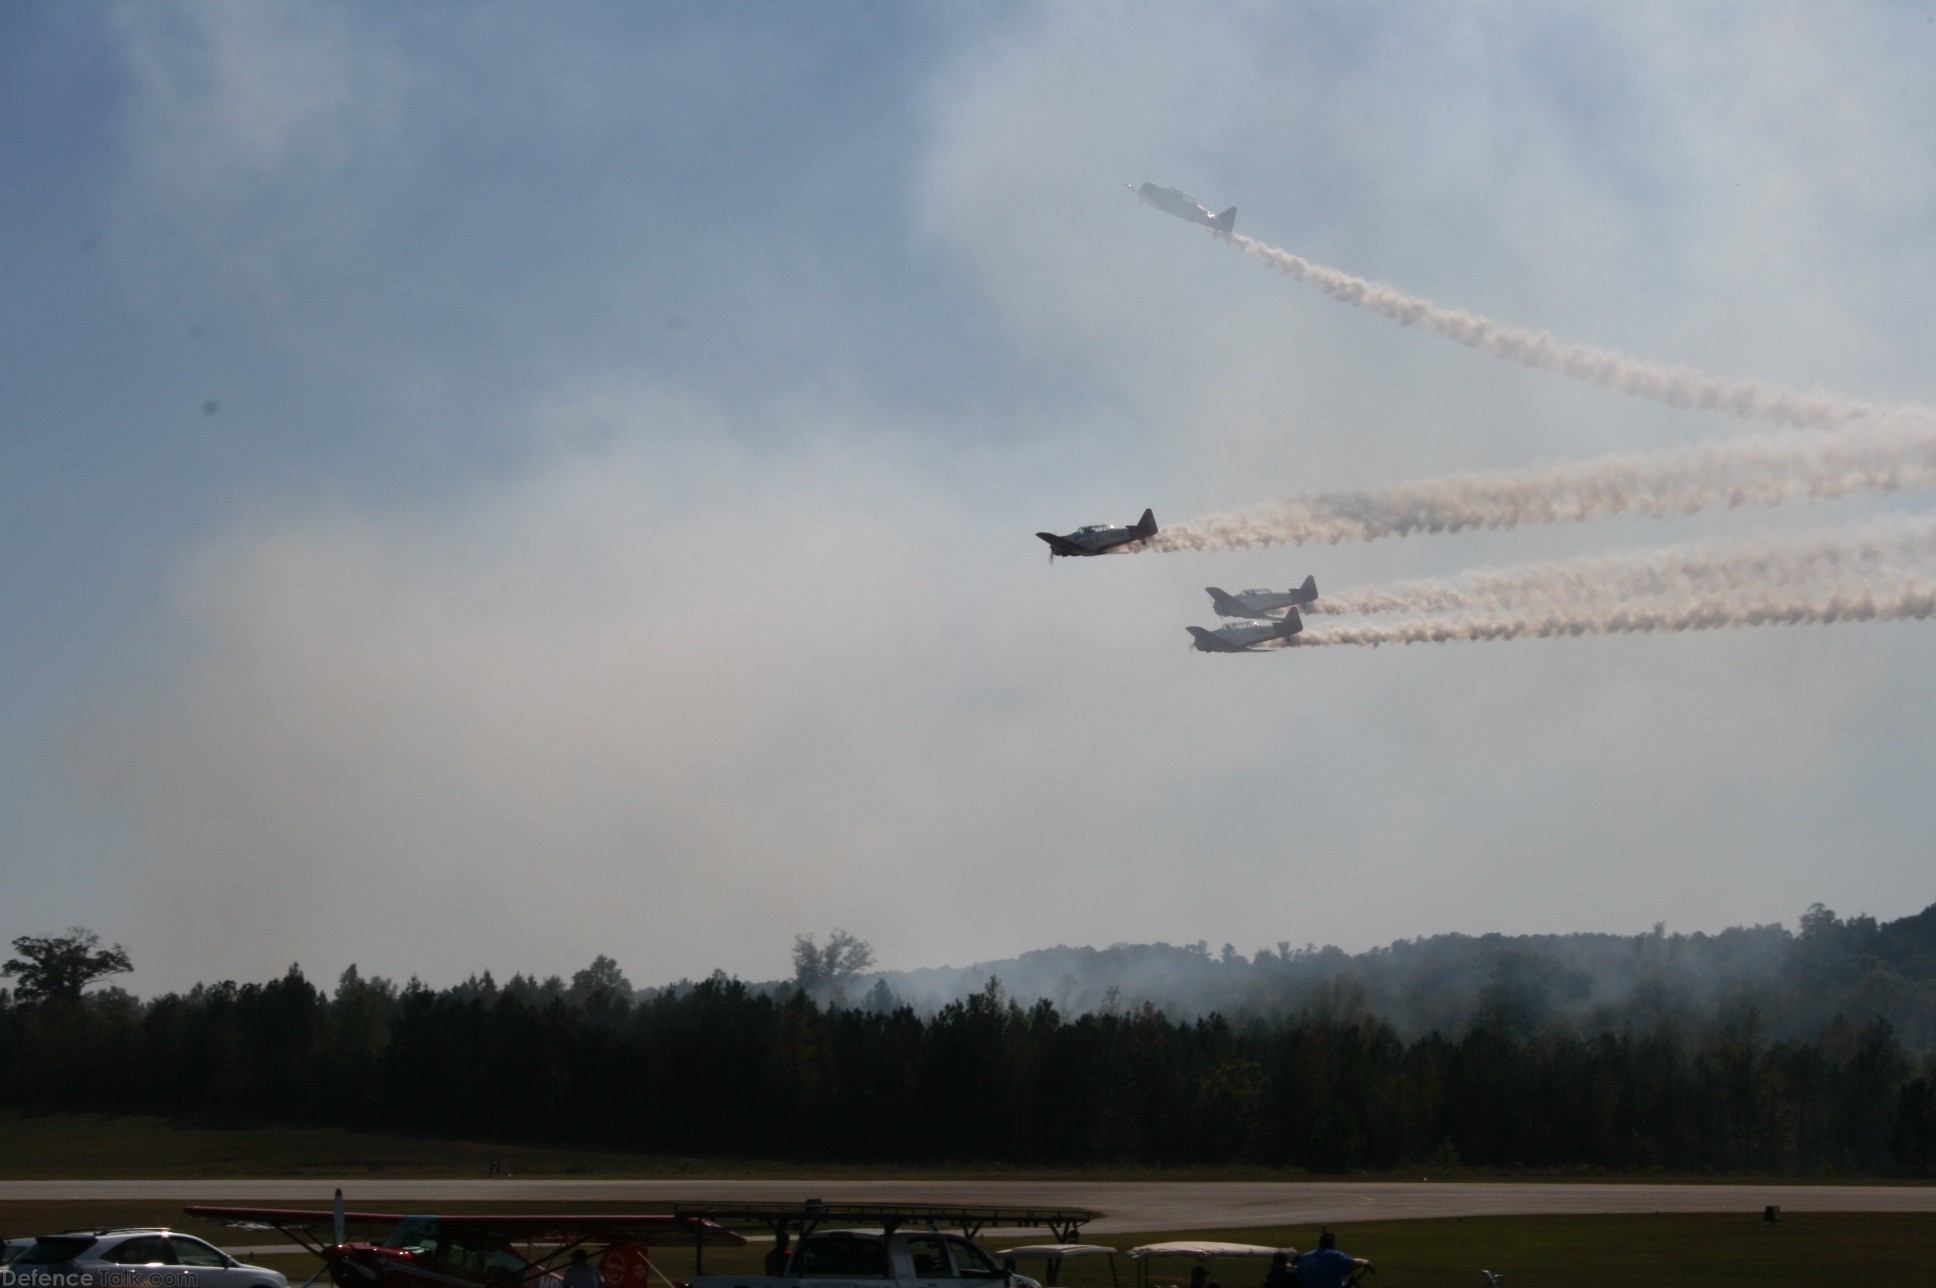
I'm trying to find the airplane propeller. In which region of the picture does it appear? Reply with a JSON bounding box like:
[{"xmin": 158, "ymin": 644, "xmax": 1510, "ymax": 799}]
[{"xmin": 291, "ymin": 1187, "xmax": 349, "ymax": 1288}]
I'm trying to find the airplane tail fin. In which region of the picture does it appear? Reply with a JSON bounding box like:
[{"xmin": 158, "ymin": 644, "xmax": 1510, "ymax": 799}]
[
  {"xmin": 1276, "ymin": 607, "xmax": 1305, "ymax": 639},
  {"xmin": 1294, "ymin": 573, "xmax": 1318, "ymax": 604},
  {"xmin": 1212, "ymin": 206, "xmax": 1236, "ymax": 234},
  {"xmin": 1135, "ymin": 507, "xmax": 1157, "ymax": 537}
]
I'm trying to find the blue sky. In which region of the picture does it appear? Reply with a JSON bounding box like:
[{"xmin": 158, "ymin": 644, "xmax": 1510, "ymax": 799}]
[{"xmin": 4, "ymin": 2, "xmax": 1934, "ymax": 996}]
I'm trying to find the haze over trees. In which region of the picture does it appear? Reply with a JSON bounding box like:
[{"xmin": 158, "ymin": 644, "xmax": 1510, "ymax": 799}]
[
  {"xmin": 852, "ymin": 904, "xmax": 1936, "ymax": 1049},
  {"xmin": 2, "ymin": 909, "xmax": 1933, "ymax": 1176}
]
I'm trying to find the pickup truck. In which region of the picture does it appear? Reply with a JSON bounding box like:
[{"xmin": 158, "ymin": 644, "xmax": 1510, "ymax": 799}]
[{"xmin": 693, "ymin": 1228, "xmax": 1020, "ymax": 1288}]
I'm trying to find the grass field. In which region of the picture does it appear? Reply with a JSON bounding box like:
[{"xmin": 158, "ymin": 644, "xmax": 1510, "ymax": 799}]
[
  {"xmin": 0, "ymin": 1113, "xmax": 803, "ymax": 1181},
  {"xmin": 0, "ymin": 1114, "xmax": 1915, "ymax": 1187},
  {"xmin": 2, "ymin": 1207, "xmax": 1930, "ymax": 1288}
]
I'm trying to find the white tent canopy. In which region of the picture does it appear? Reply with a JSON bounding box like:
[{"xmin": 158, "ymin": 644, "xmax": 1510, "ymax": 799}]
[{"xmin": 1126, "ymin": 1243, "xmax": 1296, "ymax": 1261}]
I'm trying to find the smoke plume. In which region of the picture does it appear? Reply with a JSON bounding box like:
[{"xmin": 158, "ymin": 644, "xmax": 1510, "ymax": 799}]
[
  {"xmin": 1314, "ymin": 514, "xmax": 1936, "ymax": 616},
  {"xmin": 1227, "ymin": 233, "xmax": 1908, "ymax": 430},
  {"xmin": 1289, "ymin": 586, "xmax": 1936, "ymax": 647},
  {"xmin": 1281, "ymin": 516, "xmax": 1936, "ymax": 648},
  {"xmin": 1143, "ymin": 417, "xmax": 1936, "ymax": 554}
]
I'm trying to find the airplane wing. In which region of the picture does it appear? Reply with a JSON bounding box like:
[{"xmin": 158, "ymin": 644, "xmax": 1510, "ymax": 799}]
[
  {"xmin": 184, "ymin": 1207, "xmax": 403, "ymax": 1245},
  {"xmin": 1204, "ymin": 588, "xmax": 1254, "ymax": 616},
  {"xmin": 1186, "ymin": 627, "xmax": 1257, "ymax": 653},
  {"xmin": 1036, "ymin": 532, "xmax": 1089, "ymax": 557},
  {"xmin": 183, "ymin": 1207, "xmax": 406, "ymax": 1235},
  {"xmin": 429, "ymin": 1216, "xmax": 744, "ymax": 1247}
]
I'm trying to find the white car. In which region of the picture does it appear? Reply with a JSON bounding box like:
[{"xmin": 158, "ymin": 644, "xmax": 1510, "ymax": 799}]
[{"xmin": 4, "ymin": 1230, "xmax": 288, "ymax": 1288}]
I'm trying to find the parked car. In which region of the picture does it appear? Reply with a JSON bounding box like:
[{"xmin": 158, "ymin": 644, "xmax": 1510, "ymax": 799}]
[{"xmin": 3, "ymin": 1231, "xmax": 287, "ymax": 1288}]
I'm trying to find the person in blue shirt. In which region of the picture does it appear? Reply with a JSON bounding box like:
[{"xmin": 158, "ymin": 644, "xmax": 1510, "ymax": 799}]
[{"xmin": 1291, "ymin": 1232, "xmax": 1372, "ymax": 1288}]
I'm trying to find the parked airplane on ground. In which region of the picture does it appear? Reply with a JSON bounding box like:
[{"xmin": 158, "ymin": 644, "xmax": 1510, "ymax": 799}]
[
  {"xmin": 188, "ymin": 1196, "xmax": 743, "ymax": 1288},
  {"xmin": 1127, "ymin": 183, "xmax": 1235, "ymax": 235},
  {"xmin": 1206, "ymin": 576, "xmax": 1319, "ymax": 618},
  {"xmin": 1187, "ymin": 608, "xmax": 1304, "ymax": 652},
  {"xmin": 1037, "ymin": 508, "xmax": 1158, "ymax": 559}
]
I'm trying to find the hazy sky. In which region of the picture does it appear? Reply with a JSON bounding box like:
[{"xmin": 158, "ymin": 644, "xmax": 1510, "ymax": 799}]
[{"xmin": 5, "ymin": 2, "xmax": 1934, "ymax": 997}]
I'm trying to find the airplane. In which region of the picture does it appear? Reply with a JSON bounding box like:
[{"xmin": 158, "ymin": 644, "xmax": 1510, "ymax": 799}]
[
  {"xmin": 1206, "ymin": 576, "xmax": 1318, "ymax": 618},
  {"xmin": 186, "ymin": 1194, "xmax": 745, "ymax": 1288},
  {"xmin": 1036, "ymin": 508, "xmax": 1157, "ymax": 559},
  {"xmin": 1126, "ymin": 183, "xmax": 1236, "ymax": 236},
  {"xmin": 1187, "ymin": 607, "xmax": 1304, "ymax": 653}
]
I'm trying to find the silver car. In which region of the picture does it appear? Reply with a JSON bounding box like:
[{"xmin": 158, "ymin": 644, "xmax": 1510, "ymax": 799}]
[{"xmin": 3, "ymin": 1231, "xmax": 288, "ymax": 1288}]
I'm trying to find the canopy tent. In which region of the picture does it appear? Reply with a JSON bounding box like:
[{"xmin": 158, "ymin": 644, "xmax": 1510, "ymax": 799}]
[
  {"xmin": 1125, "ymin": 1243, "xmax": 1295, "ymax": 1288},
  {"xmin": 993, "ymin": 1244, "xmax": 1121, "ymax": 1288}
]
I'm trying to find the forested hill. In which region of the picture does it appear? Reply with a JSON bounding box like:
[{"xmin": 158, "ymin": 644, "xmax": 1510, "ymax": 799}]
[
  {"xmin": 845, "ymin": 902, "xmax": 1936, "ymax": 1047},
  {"xmin": 5, "ymin": 905, "xmax": 1935, "ymax": 1175}
]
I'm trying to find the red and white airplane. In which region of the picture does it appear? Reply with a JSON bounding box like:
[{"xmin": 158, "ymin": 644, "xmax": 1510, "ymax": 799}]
[{"xmin": 187, "ymin": 1194, "xmax": 744, "ymax": 1288}]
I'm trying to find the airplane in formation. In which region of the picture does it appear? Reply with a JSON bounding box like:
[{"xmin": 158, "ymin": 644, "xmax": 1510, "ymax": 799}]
[
  {"xmin": 1036, "ymin": 508, "xmax": 1158, "ymax": 559},
  {"xmin": 1205, "ymin": 576, "xmax": 1319, "ymax": 618},
  {"xmin": 1126, "ymin": 183, "xmax": 1236, "ymax": 236},
  {"xmin": 187, "ymin": 1194, "xmax": 744, "ymax": 1288},
  {"xmin": 1187, "ymin": 606, "xmax": 1305, "ymax": 653}
]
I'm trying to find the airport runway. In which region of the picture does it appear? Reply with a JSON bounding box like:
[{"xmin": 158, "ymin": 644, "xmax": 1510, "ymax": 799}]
[{"xmin": 4, "ymin": 1179, "xmax": 1934, "ymax": 1233}]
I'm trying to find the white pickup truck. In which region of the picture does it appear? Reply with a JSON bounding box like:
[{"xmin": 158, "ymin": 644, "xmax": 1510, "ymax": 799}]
[{"xmin": 680, "ymin": 1204, "xmax": 1099, "ymax": 1288}]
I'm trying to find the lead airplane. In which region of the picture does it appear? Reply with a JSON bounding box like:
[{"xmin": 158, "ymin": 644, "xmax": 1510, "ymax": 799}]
[
  {"xmin": 187, "ymin": 1194, "xmax": 744, "ymax": 1288},
  {"xmin": 1205, "ymin": 576, "xmax": 1318, "ymax": 618},
  {"xmin": 1187, "ymin": 607, "xmax": 1304, "ymax": 652},
  {"xmin": 1036, "ymin": 508, "xmax": 1157, "ymax": 559},
  {"xmin": 1127, "ymin": 183, "xmax": 1236, "ymax": 236}
]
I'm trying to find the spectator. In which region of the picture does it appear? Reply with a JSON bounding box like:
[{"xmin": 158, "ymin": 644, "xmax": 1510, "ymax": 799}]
[{"xmin": 1292, "ymin": 1233, "xmax": 1371, "ymax": 1288}]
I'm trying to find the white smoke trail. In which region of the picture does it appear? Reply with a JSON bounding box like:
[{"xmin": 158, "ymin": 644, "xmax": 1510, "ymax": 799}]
[
  {"xmin": 1143, "ymin": 417, "xmax": 1936, "ymax": 554},
  {"xmin": 1228, "ymin": 233, "xmax": 1909, "ymax": 430},
  {"xmin": 1285, "ymin": 583, "xmax": 1936, "ymax": 648},
  {"xmin": 1313, "ymin": 514, "xmax": 1936, "ymax": 617},
  {"xmin": 1263, "ymin": 515, "xmax": 1936, "ymax": 648}
]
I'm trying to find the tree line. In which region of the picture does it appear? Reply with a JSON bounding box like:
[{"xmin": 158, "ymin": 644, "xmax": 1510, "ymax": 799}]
[{"xmin": 2, "ymin": 931, "xmax": 1932, "ymax": 1177}]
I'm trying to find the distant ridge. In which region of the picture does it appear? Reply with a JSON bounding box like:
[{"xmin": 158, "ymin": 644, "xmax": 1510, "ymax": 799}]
[{"xmin": 764, "ymin": 902, "xmax": 1936, "ymax": 1047}]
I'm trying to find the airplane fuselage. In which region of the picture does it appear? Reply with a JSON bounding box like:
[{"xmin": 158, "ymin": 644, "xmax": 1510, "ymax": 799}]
[
  {"xmin": 1037, "ymin": 508, "xmax": 1158, "ymax": 558},
  {"xmin": 1130, "ymin": 183, "xmax": 1235, "ymax": 235},
  {"xmin": 1187, "ymin": 606, "xmax": 1304, "ymax": 653},
  {"xmin": 1206, "ymin": 576, "xmax": 1320, "ymax": 618},
  {"xmin": 1217, "ymin": 591, "xmax": 1300, "ymax": 617}
]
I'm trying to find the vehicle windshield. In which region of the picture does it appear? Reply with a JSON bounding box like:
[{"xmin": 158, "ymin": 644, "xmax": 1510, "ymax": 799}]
[
  {"xmin": 383, "ymin": 1218, "xmax": 439, "ymax": 1253},
  {"xmin": 380, "ymin": 1221, "xmax": 525, "ymax": 1281},
  {"xmin": 16, "ymin": 1239, "xmax": 95, "ymax": 1266},
  {"xmin": 945, "ymin": 1240, "xmax": 1004, "ymax": 1279},
  {"xmin": 794, "ymin": 1236, "xmax": 887, "ymax": 1279}
]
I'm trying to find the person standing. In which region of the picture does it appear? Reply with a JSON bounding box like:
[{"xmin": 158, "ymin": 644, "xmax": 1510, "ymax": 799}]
[
  {"xmin": 564, "ymin": 1249, "xmax": 602, "ymax": 1288},
  {"xmin": 1291, "ymin": 1232, "xmax": 1371, "ymax": 1288}
]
